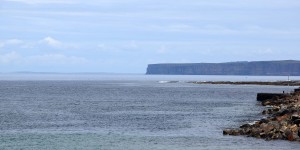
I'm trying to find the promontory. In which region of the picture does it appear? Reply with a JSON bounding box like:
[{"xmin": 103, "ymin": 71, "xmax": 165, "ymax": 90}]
[{"xmin": 146, "ymin": 60, "xmax": 300, "ymax": 76}]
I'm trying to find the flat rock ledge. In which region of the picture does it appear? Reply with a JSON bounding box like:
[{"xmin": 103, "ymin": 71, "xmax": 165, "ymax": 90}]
[{"xmin": 223, "ymin": 90, "xmax": 300, "ymax": 142}]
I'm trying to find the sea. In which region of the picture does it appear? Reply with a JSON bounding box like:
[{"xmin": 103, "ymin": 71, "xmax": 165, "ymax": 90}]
[{"xmin": 1, "ymin": 74, "xmax": 300, "ymax": 150}]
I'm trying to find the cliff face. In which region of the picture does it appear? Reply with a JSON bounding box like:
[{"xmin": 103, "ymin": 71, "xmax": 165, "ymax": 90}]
[{"xmin": 146, "ymin": 60, "xmax": 300, "ymax": 75}]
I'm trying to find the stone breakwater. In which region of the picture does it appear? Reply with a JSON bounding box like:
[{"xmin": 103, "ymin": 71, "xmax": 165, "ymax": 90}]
[{"xmin": 223, "ymin": 89, "xmax": 300, "ymax": 142}]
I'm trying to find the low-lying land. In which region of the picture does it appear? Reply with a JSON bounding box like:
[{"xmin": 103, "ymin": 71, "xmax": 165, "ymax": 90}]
[
  {"xmin": 191, "ymin": 81, "xmax": 300, "ymax": 86},
  {"xmin": 223, "ymin": 88, "xmax": 300, "ymax": 142}
]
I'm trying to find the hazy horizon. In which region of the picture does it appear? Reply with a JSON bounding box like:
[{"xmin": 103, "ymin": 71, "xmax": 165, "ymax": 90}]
[{"xmin": 1, "ymin": 0, "xmax": 300, "ymax": 73}]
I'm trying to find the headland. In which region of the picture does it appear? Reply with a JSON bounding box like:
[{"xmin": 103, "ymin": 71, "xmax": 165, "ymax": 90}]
[{"xmin": 146, "ymin": 60, "xmax": 300, "ymax": 75}]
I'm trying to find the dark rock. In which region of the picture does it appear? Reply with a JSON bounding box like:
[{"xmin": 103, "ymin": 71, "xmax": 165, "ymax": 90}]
[
  {"xmin": 280, "ymin": 109, "xmax": 290, "ymax": 116},
  {"xmin": 289, "ymin": 108, "xmax": 298, "ymax": 114},
  {"xmin": 277, "ymin": 133, "xmax": 283, "ymax": 139},
  {"xmin": 240, "ymin": 124, "xmax": 251, "ymax": 128},
  {"xmin": 229, "ymin": 130, "xmax": 240, "ymax": 136},
  {"xmin": 223, "ymin": 129, "xmax": 230, "ymax": 135},
  {"xmin": 273, "ymin": 107, "xmax": 280, "ymax": 112},
  {"xmin": 293, "ymin": 119, "xmax": 300, "ymax": 125},
  {"xmin": 295, "ymin": 88, "xmax": 300, "ymax": 93},
  {"xmin": 239, "ymin": 129, "xmax": 247, "ymax": 135},
  {"xmin": 284, "ymin": 129, "xmax": 292, "ymax": 138},
  {"xmin": 291, "ymin": 115, "xmax": 300, "ymax": 121},
  {"xmin": 260, "ymin": 118, "xmax": 269, "ymax": 124},
  {"xmin": 260, "ymin": 132, "xmax": 266, "ymax": 138}
]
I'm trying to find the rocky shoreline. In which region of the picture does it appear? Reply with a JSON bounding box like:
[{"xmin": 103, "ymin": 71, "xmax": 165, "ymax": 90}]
[
  {"xmin": 191, "ymin": 81, "xmax": 300, "ymax": 86},
  {"xmin": 223, "ymin": 88, "xmax": 300, "ymax": 142}
]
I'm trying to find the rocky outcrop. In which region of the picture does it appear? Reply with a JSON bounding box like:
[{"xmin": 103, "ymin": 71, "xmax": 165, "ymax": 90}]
[
  {"xmin": 223, "ymin": 90, "xmax": 300, "ymax": 142},
  {"xmin": 146, "ymin": 60, "xmax": 300, "ymax": 75}
]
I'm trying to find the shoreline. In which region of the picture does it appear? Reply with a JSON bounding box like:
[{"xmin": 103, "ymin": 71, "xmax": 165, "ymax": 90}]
[
  {"xmin": 223, "ymin": 88, "xmax": 300, "ymax": 142},
  {"xmin": 191, "ymin": 81, "xmax": 300, "ymax": 86}
]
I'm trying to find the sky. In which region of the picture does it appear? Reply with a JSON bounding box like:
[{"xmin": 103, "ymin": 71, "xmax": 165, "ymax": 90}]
[{"xmin": 0, "ymin": 0, "xmax": 300, "ymax": 73}]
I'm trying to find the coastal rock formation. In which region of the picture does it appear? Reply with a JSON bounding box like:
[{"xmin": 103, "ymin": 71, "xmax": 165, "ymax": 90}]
[
  {"xmin": 223, "ymin": 89, "xmax": 300, "ymax": 142},
  {"xmin": 146, "ymin": 60, "xmax": 300, "ymax": 75}
]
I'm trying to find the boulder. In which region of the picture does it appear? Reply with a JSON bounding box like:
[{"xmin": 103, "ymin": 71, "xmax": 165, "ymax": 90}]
[
  {"xmin": 276, "ymin": 114, "xmax": 288, "ymax": 122},
  {"xmin": 280, "ymin": 109, "xmax": 290, "ymax": 116},
  {"xmin": 240, "ymin": 124, "xmax": 251, "ymax": 128},
  {"xmin": 223, "ymin": 129, "xmax": 230, "ymax": 135},
  {"xmin": 262, "ymin": 100, "xmax": 271, "ymax": 106},
  {"xmin": 284, "ymin": 129, "xmax": 292, "ymax": 138},
  {"xmin": 288, "ymin": 133, "xmax": 296, "ymax": 141},
  {"xmin": 293, "ymin": 119, "xmax": 300, "ymax": 125},
  {"xmin": 280, "ymin": 126, "xmax": 288, "ymax": 133},
  {"xmin": 290, "ymin": 124, "xmax": 298, "ymax": 132},
  {"xmin": 260, "ymin": 118, "xmax": 270, "ymax": 124},
  {"xmin": 273, "ymin": 107, "xmax": 280, "ymax": 112},
  {"xmin": 291, "ymin": 115, "xmax": 300, "ymax": 122},
  {"xmin": 230, "ymin": 129, "xmax": 240, "ymax": 136},
  {"xmin": 262, "ymin": 110, "xmax": 267, "ymax": 115},
  {"xmin": 265, "ymin": 125, "xmax": 275, "ymax": 133}
]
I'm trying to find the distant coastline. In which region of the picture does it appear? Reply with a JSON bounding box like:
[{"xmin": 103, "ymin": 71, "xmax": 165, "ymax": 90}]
[
  {"xmin": 191, "ymin": 80, "xmax": 300, "ymax": 86},
  {"xmin": 146, "ymin": 60, "xmax": 300, "ymax": 76}
]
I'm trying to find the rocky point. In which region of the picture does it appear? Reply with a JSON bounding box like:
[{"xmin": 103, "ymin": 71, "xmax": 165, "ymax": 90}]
[{"xmin": 223, "ymin": 88, "xmax": 300, "ymax": 142}]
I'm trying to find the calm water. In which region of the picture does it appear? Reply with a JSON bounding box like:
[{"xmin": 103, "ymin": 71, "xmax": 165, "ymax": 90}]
[{"xmin": 0, "ymin": 74, "xmax": 300, "ymax": 150}]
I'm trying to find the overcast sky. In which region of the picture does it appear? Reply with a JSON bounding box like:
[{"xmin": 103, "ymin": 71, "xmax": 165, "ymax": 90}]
[{"xmin": 1, "ymin": 0, "xmax": 300, "ymax": 73}]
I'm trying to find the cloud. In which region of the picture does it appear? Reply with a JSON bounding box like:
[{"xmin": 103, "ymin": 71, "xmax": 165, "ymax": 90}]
[
  {"xmin": 39, "ymin": 36, "xmax": 79, "ymax": 49},
  {"xmin": 39, "ymin": 36, "xmax": 62, "ymax": 48},
  {"xmin": 0, "ymin": 51, "xmax": 88, "ymax": 65},
  {"xmin": 27, "ymin": 54, "xmax": 88, "ymax": 64},
  {"xmin": 0, "ymin": 39, "xmax": 24, "ymax": 48},
  {"xmin": 5, "ymin": 39, "xmax": 23, "ymax": 45},
  {"xmin": 1, "ymin": 37, "xmax": 79, "ymax": 52},
  {"xmin": 0, "ymin": 51, "xmax": 21, "ymax": 64}
]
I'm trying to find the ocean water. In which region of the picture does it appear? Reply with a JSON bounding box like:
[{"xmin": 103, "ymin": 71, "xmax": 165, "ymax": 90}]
[{"xmin": 0, "ymin": 74, "xmax": 300, "ymax": 150}]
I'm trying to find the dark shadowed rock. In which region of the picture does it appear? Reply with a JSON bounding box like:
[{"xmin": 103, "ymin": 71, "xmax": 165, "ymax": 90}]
[
  {"xmin": 280, "ymin": 109, "xmax": 290, "ymax": 116},
  {"xmin": 223, "ymin": 129, "xmax": 230, "ymax": 135},
  {"xmin": 293, "ymin": 119, "xmax": 300, "ymax": 125},
  {"xmin": 292, "ymin": 115, "xmax": 300, "ymax": 121},
  {"xmin": 240, "ymin": 124, "xmax": 251, "ymax": 128},
  {"xmin": 260, "ymin": 118, "xmax": 270, "ymax": 124}
]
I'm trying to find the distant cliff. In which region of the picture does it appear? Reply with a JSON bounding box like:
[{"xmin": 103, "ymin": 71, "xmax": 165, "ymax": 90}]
[{"xmin": 146, "ymin": 60, "xmax": 300, "ymax": 75}]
